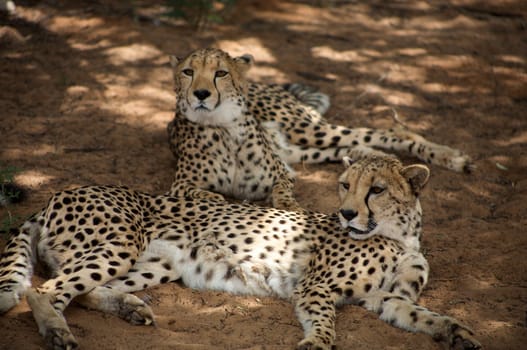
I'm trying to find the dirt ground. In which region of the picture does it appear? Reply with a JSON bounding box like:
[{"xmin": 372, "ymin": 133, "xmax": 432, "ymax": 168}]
[{"xmin": 0, "ymin": 1, "xmax": 526, "ymax": 349}]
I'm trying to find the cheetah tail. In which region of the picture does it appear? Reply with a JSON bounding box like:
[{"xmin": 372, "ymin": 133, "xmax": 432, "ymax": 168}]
[
  {"xmin": 0, "ymin": 213, "xmax": 41, "ymax": 313},
  {"xmin": 282, "ymin": 83, "xmax": 331, "ymax": 115}
]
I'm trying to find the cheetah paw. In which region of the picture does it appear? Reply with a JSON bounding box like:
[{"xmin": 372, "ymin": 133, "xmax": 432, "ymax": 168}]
[
  {"xmin": 119, "ymin": 295, "xmax": 156, "ymax": 326},
  {"xmin": 450, "ymin": 324, "xmax": 482, "ymax": 350},
  {"xmin": 273, "ymin": 198, "xmax": 304, "ymax": 212},
  {"xmin": 45, "ymin": 327, "xmax": 78, "ymax": 350},
  {"xmin": 446, "ymin": 152, "xmax": 475, "ymax": 174},
  {"xmin": 296, "ymin": 338, "xmax": 332, "ymax": 350},
  {"xmin": 199, "ymin": 191, "xmax": 225, "ymax": 202}
]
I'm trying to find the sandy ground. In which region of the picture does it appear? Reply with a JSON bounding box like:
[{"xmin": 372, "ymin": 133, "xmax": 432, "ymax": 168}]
[{"xmin": 0, "ymin": 1, "xmax": 526, "ymax": 349}]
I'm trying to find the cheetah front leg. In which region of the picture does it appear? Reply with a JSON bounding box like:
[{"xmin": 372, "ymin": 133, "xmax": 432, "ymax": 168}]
[
  {"xmin": 357, "ymin": 292, "xmax": 481, "ymax": 349},
  {"xmin": 356, "ymin": 253, "xmax": 480, "ymax": 349},
  {"xmin": 293, "ymin": 281, "xmax": 337, "ymax": 350},
  {"xmin": 167, "ymin": 180, "xmax": 225, "ymax": 202},
  {"xmin": 271, "ymin": 176, "xmax": 303, "ymax": 211}
]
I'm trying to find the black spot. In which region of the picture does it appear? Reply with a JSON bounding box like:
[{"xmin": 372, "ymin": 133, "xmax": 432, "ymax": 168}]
[
  {"xmin": 410, "ymin": 281, "xmax": 420, "ymax": 293},
  {"xmin": 90, "ymin": 272, "xmax": 102, "ymax": 281},
  {"xmin": 190, "ymin": 247, "xmax": 198, "ymax": 259},
  {"xmin": 118, "ymin": 252, "xmax": 131, "ymax": 260},
  {"xmin": 141, "ymin": 272, "xmax": 154, "ymax": 279}
]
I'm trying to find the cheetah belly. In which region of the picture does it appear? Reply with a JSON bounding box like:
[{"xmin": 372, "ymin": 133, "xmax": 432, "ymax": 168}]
[{"xmin": 146, "ymin": 239, "xmax": 306, "ymax": 299}]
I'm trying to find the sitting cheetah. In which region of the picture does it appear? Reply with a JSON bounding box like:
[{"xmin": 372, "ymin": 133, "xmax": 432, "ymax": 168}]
[
  {"xmin": 167, "ymin": 48, "xmax": 472, "ymax": 210},
  {"xmin": 0, "ymin": 151, "xmax": 480, "ymax": 349}
]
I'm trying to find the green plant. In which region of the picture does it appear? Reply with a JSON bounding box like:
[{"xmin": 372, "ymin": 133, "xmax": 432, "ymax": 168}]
[
  {"xmin": 0, "ymin": 165, "xmax": 22, "ymax": 202},
  {"xmin": 0, "ymin": 165, "xmax": 24, "ymax": 234},
  {"xmin": 164, "ymin": 0, "xmax": 237, "ymax": 29}
]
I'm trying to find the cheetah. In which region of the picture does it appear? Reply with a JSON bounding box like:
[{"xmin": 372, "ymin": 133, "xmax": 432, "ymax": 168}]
[
  {"xmin": 0, "ymin": 150, "xmax": 480, "ymax": 349},
  {"xmin": 167, "ymin": 47, "xmax": 473, "ymax": 210}
]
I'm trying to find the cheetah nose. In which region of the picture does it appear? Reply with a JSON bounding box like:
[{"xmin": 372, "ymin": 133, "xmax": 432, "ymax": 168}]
[
  {"xmin": 340, "ymin": 209, "xmax": 358, "ymax": 221},
  {"xmin": 194, "ymin": 89, "xmax": 211, "ymax": 101}
]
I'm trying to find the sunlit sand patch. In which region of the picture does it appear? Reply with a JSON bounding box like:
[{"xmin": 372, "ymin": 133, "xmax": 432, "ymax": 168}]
[
  {"xmin": 217, "ymin": 38, "xmax": 277, "ymax": 63},
  {"xmin": 497, "ymin": 55, "xmax": 525, "ymax": 65},
  {"xmin": 47, "ymin": 16, "xmax": 105, "ymax": 34},
  {"xmin": 311, "ymin": 46, "xmax": 370, "ymax": 63},
  {"xmin": 295, "ymin": 169, "xmax": 336, "ymax": 185},
  {"xmin": 104, "ymin": 43, "xmax": 164, "ymax": 65},
  {"xmin": 14, "ymin": 170, "xmax": 55, "ymax": 189},
  {"xmin": 3, "ymin": 145, "xmax": 57, "ymax": 159},
  {"xmin": 492, "ymin": 131, "xmax": 527, "ymax": 147},
  {"xmin": 248, "ymin": 66, "xmax": 288, "ymax": 83}
]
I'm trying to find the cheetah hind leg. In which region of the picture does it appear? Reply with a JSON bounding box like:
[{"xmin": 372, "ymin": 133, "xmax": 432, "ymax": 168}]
[
  {"xmin": 76, "ymin": 286, "xmax": 155, "ymax": 326},
  {"xmin": 26, "ymin": 288, "xmax": 78, "ymax": 350},
  {"xmin": 390, "ymin": 124, "xmax": 475, "ymax": 173}
]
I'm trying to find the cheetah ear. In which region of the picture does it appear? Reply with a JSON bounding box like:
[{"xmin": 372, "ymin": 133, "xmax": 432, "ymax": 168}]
[
  {"xmin": 401, "ymin": 164, "xmax": 430, "ymax": 195},
  {"xmin": 233, "ymin": 54, "xmax": 254, "ymax": 74},
  {"xmin": 342, "ymin": 156, "xmax": 354, "ymax": 169},
  {"xmin": 169, "ymin": 55, "xmax": 181, "ymax": 68}
]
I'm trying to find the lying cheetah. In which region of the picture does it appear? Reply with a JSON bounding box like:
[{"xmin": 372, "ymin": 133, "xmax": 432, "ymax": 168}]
[
  {"xmin": 167, "ymin": 48, "xmax": 472, "ymax": 210},
  {"xmin": 0, "ymin": 151, "xmax": 480, "ymax": 349}
]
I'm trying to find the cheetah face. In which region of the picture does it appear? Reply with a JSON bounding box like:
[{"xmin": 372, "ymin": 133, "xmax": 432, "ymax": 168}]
[
  {"xmin": 170, "ymin": 48, "xmax": 253, "ymax": 126},
  {"xmin": 337, "ymin": 153, "xmax": 429, "ymax": 246}
]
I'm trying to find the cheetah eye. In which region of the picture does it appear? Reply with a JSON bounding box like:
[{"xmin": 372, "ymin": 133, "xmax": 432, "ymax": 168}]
[
  {"xmin": 370, "ymin": 186, "xmax": 385, "ymax": 195},
  {"xmin": 215, "ymin": 70, "xmax": 228, "ymax": 78},
  {"xmin": 340, "ymin": 182, "xmax": 350, "ymax": 190},
  {"xmin": 182, "ymin": 69, "xmax": 194, "ymax": 77}
]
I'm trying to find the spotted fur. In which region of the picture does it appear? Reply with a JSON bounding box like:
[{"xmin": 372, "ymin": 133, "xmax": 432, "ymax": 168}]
[
  {"xmin": 0, "ymin": 152, "xmax": 480, "ymax": 350},
  {"xmin": 167, "ymin": 48, "xmax": 473, "ymax": 210}
]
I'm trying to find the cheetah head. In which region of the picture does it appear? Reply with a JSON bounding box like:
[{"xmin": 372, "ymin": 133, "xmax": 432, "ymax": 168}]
[
  {"xmin": 337, "ymin": 150, "xmax": 430, "ymax": 249},
  {"xmin": 170, "ymin": 48, "xmax": 253, "ymax": 126}
]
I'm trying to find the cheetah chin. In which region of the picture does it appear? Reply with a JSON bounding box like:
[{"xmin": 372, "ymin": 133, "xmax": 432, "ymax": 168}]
[
  {"xmin": 186, "ymin": 99, "xmax": 243, "ymax": 127},
  {"xmin": 342, "ymin": 221, "xmax": 379, "ymax": 240}
]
